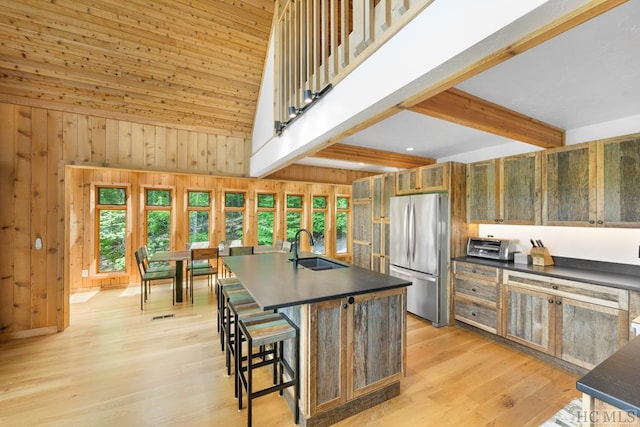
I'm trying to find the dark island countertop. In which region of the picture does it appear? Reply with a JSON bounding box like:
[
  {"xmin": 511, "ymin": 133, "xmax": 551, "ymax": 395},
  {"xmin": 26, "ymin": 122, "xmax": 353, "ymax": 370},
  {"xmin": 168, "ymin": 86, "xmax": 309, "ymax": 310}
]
[
  {"xmin": 577, "ymin": 336, "xmax": 640, "ymax": 416},
  {"xmin": 223, "ymin": 252, "xmax": 411, "ymax": 310},
  {"xmin": 452, "ymin": 256, "xmax": 640, "ymax": 292}
]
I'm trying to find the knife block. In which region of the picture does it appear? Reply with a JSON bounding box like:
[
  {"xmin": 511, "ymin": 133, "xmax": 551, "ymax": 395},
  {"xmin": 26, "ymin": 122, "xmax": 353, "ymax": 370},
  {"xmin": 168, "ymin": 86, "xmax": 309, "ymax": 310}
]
[{"xmin": 530, "ymin": 247, "xmax": 554, "ymax": 266}]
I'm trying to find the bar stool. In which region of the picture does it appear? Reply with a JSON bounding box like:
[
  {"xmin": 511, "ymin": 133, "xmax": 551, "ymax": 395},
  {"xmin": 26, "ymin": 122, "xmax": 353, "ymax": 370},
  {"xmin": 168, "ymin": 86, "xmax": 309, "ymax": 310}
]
[
  {"xmin": 237, "ymin": 312, "xmax": 300, "ymax": 427},
  {"xmin": 220, "ymin": 285, "xmax": 252, "ymax": 351},
  {"xmin": 223, "ymin": 293, "xmax": 259, "ymax": 375},
  {"xmin": 216, "ymin": 277, "xmax": 242, "ymax": 343}
]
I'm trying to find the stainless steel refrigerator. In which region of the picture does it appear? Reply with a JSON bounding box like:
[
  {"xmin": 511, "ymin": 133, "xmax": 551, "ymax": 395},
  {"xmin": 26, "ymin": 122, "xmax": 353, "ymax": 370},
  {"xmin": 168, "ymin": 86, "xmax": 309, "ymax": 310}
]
[{"xmin": 389, "ymin": 193, "xmax": 448, "ymax": 326}]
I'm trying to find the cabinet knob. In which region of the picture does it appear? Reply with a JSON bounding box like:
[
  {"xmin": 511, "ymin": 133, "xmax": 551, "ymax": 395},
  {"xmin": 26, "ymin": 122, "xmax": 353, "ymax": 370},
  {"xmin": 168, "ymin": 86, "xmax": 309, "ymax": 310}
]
[
  {"xmin": 548, "ymin": 299, "xmax": 554, "ymax": 304},
  {"xmin": 471, "ymin": 269, "xmax": 477, "ymax": 274},
  {"xmin": 348, "ymin": 296, "xmax": 355, "ymax": 305},
  {"xmin": 471, "ymin": 287, "xmax": 477, "ymax": 292},
  {"xmin": 552, "ymin": 285, "xmax": 558, "ymax": 290},
  {"xmin": 597, "ymin": 220, "xmax": 604, "ymax": 225},
  {"xmin": 471, "ymin": 311, "xmax": 477, "ymax": 317},
  {"xmin": 556, "ymin": 300, "xmax": 562, "ymax": 305},
  {"xmin": 343, "ymin": 304, "xmax": 348, "ymax": 309},
  {"xmin": 589, "ymin": 220, "xmax": 595, "ymax": 224}
]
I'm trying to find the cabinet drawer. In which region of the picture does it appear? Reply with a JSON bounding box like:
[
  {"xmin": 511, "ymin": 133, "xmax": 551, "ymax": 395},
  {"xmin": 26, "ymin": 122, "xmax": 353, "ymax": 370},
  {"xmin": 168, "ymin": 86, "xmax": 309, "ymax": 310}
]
[
  {"xmin": 454, "ymin": 276, "xmax": 500, "ymax": 304},
  {"xmin": 504, "ymin": 270, "xmax": 628, "ymax": 309},
  {"xmin": 453, "ymin": 261, "xmax": 501, "ymax": 282},
  {"xmin": 455, "ymin": 296, "xmax": 499, "ymax": 334}
]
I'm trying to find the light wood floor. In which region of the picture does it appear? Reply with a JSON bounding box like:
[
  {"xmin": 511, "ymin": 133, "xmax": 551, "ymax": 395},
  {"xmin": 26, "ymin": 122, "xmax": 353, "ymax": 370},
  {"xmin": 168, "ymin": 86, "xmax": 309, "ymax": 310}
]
[{"xmin": 0, "ymin": 282, "xmax": 581, "ymax": 426}]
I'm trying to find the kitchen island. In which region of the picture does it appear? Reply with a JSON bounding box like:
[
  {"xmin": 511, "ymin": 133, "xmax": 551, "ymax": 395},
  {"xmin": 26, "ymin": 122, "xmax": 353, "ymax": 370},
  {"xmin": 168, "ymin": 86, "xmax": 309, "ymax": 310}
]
[{"xmin": 223, "ymin": 251, "xmax": 411, "ymax": 427}]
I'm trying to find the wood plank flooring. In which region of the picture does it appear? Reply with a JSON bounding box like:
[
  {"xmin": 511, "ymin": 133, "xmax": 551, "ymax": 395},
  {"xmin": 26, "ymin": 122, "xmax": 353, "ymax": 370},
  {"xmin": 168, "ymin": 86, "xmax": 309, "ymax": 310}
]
[{"xmin": 0, "ymin": 282, "xmax": 581, "ymax": 426}]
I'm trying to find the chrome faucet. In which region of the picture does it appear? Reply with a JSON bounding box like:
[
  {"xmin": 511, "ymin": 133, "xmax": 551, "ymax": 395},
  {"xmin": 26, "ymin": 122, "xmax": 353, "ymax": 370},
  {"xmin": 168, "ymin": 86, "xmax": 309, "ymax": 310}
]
[{"xmin": 292, "ymin": 228, "xmax": 315, "ymax": 264}]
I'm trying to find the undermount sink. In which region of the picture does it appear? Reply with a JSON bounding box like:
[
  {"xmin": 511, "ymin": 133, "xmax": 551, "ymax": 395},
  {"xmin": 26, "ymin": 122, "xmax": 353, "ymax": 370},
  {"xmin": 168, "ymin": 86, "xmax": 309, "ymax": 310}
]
[{"xmin": 292, "ymin": 257, "xmax": 349, "ymax": 271}]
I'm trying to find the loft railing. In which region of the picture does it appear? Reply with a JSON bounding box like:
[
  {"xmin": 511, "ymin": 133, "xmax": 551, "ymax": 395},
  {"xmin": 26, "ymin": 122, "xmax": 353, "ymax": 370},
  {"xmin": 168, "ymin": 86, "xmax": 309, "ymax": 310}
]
[{"xmin": 273, "ymin": 0, "xmax": 435, "ymax": 129}]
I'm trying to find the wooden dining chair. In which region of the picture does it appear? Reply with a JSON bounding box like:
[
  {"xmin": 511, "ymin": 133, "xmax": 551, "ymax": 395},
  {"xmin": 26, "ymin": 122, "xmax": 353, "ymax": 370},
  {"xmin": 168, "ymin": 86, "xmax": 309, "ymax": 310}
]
[
  {"xmin": 141, "ymin": 245, "xmax": 176, "ymax": 275},
  {"xmin": 187, "ymin": 247, "xmax": 219, "ymax": 303},
  {"xmin": 135, "ymin": 248, "xmax": 177, "ymax": 309},
  {"xmin": 229, "ymin": 246, "xmax": 254, "ymax": 256}
]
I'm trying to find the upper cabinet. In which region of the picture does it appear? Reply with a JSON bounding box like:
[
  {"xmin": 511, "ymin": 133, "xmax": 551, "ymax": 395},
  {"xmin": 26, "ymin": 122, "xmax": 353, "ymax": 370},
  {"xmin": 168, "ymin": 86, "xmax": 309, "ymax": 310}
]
[
  {"xmin": 396, "ymin": 163, "xmax": 449, "ymax": 195},
  {"xmin": 598, "ymin": 137, "xmax": 640, "ymax": 227},
  {"xmin": 543, "ymin": 136, "xmax": 640, "ymax": 227},
  {"xmin": 467, "ymin": 152, "xmax": 541, "ymax": 225},
  {"xmin": 372, "ymin": 173, "xmax": 395, "ymax": 220}
]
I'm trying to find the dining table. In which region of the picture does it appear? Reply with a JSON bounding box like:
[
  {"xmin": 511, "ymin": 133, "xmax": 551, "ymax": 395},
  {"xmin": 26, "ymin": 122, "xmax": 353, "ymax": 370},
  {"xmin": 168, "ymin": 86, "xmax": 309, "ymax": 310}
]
[{"xmin": 149, "ymin": 250, "xmax": 190, "ymax": 303}]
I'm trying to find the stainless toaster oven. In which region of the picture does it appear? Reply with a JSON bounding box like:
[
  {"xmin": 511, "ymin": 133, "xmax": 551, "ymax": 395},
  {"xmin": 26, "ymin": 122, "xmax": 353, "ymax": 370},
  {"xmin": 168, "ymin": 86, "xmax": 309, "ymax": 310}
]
[{"xmin": 466, "ymin": 237, "xmax": 518, "ymax": 261}]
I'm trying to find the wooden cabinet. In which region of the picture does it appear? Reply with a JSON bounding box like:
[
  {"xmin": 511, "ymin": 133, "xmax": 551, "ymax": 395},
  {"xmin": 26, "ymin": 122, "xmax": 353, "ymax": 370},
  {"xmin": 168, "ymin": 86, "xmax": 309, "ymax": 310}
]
[
  {"xmin": 453, "ymin": 261, "xmax": 503, "ymax": 335},
  {"xmin": 308, "ymin": 288, "xmax": 406, "ymax": 415},
  {"xmin": 467, "ymin": 152, "xmax": 541, "ymax": 224},
  {"xmin": 352, "ymin": 177, "xmax": 372, "ymax": 269},
  {"xmin": 396, "ymin": 163, "xmax": 448, "ymax": 195},
  {"xmin": 543, "ymin": 136, "xmax": 640, "ymax": 227},
  {"xmin": 503, "ymin": 270, "xmax": 629, "ymax": 370},
  {"xmin": 371, "ymin": 174, "xmax": 394, "ymax": 273},
  {"xmin": 598, "ymin": 136, "xmax": 640, "ymax": 227}
]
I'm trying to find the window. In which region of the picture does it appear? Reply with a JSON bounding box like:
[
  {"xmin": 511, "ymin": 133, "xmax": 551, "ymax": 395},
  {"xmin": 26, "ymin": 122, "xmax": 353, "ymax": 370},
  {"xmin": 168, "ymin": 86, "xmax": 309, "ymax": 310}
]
[
  {"xmin": 225, "ymin": 192, "xmax": 245, "ymax": 242},
  {"xmin": 145, "ymin": 188, "xmax": 172, "ymax": 255},
  {"xmin": 336, "ymin": 196, "xmax": 350, "ymax": 254},
  {"xmin": 188, "ymin": 191, "xmax": 211, "ymax": 243},
  {"xmin": 257, "ymin": 193, "xmax": 276, "ymax": 246},
  {"xmin": 96, "ymin": 187, "xmax": 127, "ymax": 273},
  {"xmin": 312, "ymin": 195, "xmax": 327, "ymax": 254},
  {"xmin": 285, "ymin": 194, "xmax": 303, "ymax": 242}
]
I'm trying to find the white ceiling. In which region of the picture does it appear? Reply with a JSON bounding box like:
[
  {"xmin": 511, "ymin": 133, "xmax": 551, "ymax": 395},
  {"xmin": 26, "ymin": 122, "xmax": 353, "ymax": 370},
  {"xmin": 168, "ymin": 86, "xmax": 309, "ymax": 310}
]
[{"xmin": 300, "ymin": 0, "xmax": 640, "ymax": 172}]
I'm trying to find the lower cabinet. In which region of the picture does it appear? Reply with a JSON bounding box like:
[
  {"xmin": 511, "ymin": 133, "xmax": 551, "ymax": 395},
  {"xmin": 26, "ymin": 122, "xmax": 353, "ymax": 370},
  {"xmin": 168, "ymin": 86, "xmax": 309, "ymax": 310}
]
[
  {"xmin": 453, "ymin": 261, "xmax": 502, "ymax": 335},
  {"xmin": 308, "ymin": 288, "xmax": 406, "ymax": 416},
  {"xmin": 504, "ymin": 271, "xmax": 629, "ymax": 370}
]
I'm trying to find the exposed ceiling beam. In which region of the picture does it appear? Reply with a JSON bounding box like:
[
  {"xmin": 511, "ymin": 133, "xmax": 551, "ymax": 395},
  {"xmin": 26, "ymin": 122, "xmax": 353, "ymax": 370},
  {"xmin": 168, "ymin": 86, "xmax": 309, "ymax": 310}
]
[
  {"xmin": 408, "ymin": 88, "xmax": 565, "ymax": 149},
  {"xmin": 312, "ymin": 143, "xmax": 435, "ymax": 169}
]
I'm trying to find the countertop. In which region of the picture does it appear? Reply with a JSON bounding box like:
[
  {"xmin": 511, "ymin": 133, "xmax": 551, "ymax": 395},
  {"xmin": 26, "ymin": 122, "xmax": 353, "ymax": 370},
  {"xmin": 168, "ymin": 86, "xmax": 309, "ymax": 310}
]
[
  {"xmin": 453, "ymin": 256, "xmax": 640, "ymax": 292},
  {"xmin": 577, "ymin": 336, "xmax": 640, "ymax": 416},
  {"xmin": 222, "ymin": 252, "xmax": 411, "ymax": 310}
]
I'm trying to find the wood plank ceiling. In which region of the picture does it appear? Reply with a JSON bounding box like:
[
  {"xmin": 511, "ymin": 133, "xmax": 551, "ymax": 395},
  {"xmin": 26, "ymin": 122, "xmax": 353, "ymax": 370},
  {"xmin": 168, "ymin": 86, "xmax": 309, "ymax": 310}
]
[{"xmin": 0, "ymin": 0, "xmax": 274, "ymax": 138}]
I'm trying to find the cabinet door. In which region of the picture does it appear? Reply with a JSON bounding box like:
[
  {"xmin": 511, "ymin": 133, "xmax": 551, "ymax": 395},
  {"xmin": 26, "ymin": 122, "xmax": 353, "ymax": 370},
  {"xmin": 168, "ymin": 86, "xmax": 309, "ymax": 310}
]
[
  {"xmin": 309, "ymin": 299, "xmax": 348, "ymax": 414},
  {"xmin": 372, "ymin": 173, "xmax": 395, "ymax": 219},
  {"xmin": 599, "ymin": 137, "xmax": 640, "ymax": 227},
  {"xmin": 352, "ymin": 201, "xmax": 371, "ymax": 269},
  {"xmin": 419, "ymin": 163, "xmax": 449, "ymax": 192},
  {"xmin": 543, "ymin": 143, "xmax": 597, "ymax": 226},
  {"xmin": 504, "ymin": 285, "xmax": 555, "ymax": 355},
  {"xmin": 558, "ymin": 297, "xmax": 628, "ymax": 370},
  {"xmin": 500, "ymin": 152, "xmax": 541, "ymax": 224},
  {"xmin": 352, "ymin": 177, "xmax": 371, "ymax": 200},
  {"xmin": 467, "ymin": 160, "xmax": 498, "ymax": 223},
  {"xmin": 350, "ymin": 288, "xmax": 405, "ymax": 399},
  {"xmin": 396, "ymin": 169, "xmax": 419, "ymax": 195}
]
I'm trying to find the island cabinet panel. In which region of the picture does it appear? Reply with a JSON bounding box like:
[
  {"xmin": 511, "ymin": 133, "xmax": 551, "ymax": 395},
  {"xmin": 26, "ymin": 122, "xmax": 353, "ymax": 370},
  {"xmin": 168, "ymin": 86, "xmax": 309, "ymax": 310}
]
[
  {"xmin": 598, "ymin": 137, "xmax": 640, "ymax": 227},
  {"xmin": 543, "ymin": 142, "xmax": 596, "ymax": 226},
  {"xmin": 503, "ymin": 270, "xmax": 629, "ymax": 370},
  {"xmin": 453, "ymin": 261, "xmax": 502, "ymax": 335},
  {"xmin": 350, "ymin": 290, "xmax": 405, "ymax": 398},
  {"xmin": 307, "ymin": 287, "xmax": 406, "ymax": 417},
  {"xmin": 309, "ymin": 299, "xmax": 348, "ymax": 413}
]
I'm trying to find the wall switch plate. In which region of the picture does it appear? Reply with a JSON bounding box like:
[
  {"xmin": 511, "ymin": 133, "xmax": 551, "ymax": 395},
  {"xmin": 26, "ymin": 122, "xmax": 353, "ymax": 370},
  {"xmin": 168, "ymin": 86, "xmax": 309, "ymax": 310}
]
[{"xmin": 81, "ymin": 269, "xmax": 89, "ymax": 278}]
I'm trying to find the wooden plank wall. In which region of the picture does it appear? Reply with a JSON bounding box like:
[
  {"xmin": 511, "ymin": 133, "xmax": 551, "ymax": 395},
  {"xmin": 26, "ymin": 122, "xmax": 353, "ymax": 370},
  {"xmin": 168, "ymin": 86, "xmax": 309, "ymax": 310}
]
[
  {"xmin": 67, "ymin": 170, "xmax": 351, "ymax": 291},
  {"xmin": 0, "ymin": 101, "xmax": 353, "ymax": 339},
  {"xmin": 0, "ymin": 101, "xmax": 247, "ymax": 339}
]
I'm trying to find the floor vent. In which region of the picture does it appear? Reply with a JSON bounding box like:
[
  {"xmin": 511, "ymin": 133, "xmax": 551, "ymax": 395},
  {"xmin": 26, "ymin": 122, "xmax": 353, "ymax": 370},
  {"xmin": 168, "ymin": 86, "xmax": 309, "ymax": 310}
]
[{"xmin": 152, "ymin": 314, "xmax": 175, "ymax": 320}]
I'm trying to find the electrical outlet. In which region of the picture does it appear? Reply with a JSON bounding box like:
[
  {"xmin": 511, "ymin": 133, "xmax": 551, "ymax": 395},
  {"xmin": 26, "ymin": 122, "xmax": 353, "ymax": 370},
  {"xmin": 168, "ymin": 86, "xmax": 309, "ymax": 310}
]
[{"xmin": 81, "ymin": 269, "xmax": 89, "ymax": 278}]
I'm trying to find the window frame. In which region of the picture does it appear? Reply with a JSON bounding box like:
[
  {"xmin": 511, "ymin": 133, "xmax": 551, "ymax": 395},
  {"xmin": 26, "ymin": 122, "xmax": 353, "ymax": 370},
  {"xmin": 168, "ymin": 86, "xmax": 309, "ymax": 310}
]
[
  {"xmin": 311, "ymin": 194, "xmax": 328, "ymax": 254},
  {"xmin": 223, "ymin": 190, "xmax": 247, "ymax": 243},
  {"xmin": 256, "ymin": 192, "xmax": 277, "ymax": 246},
  {"xmin": 335, "ymin": 194, "xmax": 351, "ymax": 256},
  {"xmin": 186, "ymin": 189, "xmax": 213, "ymax": 244},
  {"xmin": 285, "ymin": 193, "xmax": 305, "ymax": 243},
  {"xmin": 143, "ymin": 186, "xmax": 174, "ymax": 255},
  {"xmin": 92, "ymin": 183, "xmax": 131, "ymax": 277}
]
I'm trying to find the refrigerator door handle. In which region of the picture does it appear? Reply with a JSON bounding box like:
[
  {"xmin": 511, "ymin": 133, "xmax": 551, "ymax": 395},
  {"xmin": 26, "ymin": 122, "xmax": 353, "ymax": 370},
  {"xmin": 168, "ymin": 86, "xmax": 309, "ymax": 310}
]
[
  {"xmin": 405, "ymin": 203, "xmax": 410, "ymax": 260},
  {"xmin": 411, "ymin": 203, "xmax": 417, "ymax": 262}
]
